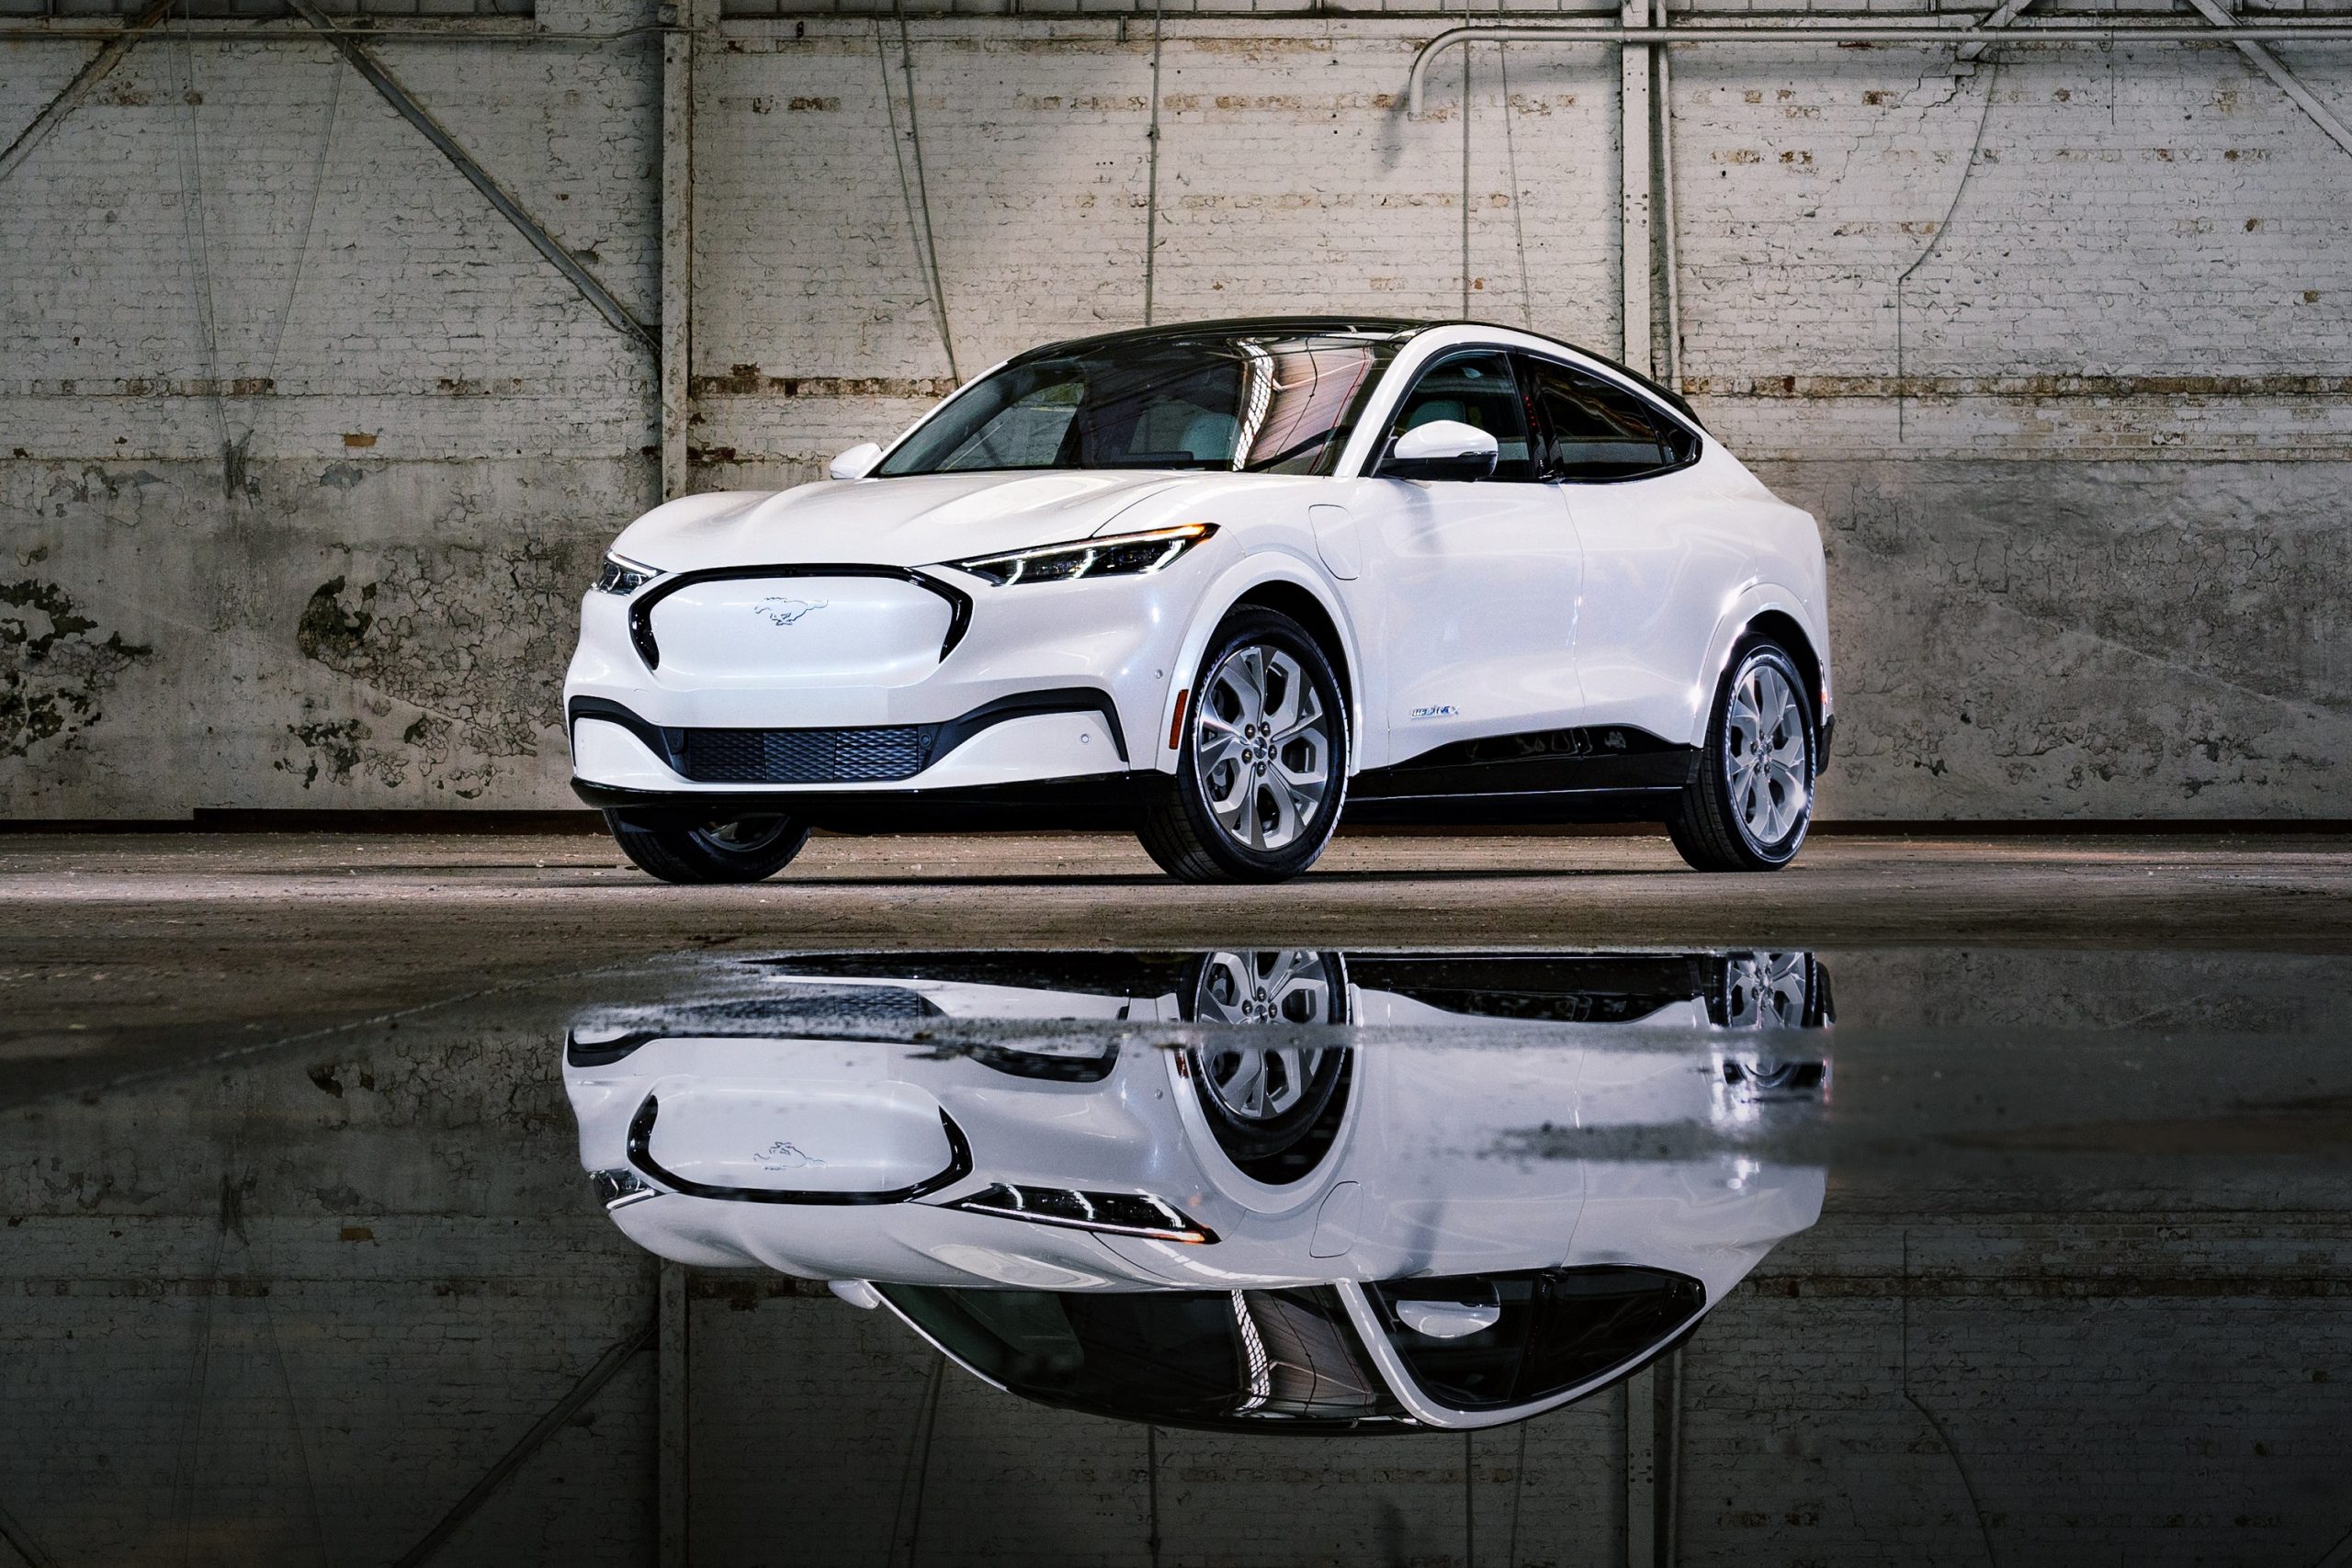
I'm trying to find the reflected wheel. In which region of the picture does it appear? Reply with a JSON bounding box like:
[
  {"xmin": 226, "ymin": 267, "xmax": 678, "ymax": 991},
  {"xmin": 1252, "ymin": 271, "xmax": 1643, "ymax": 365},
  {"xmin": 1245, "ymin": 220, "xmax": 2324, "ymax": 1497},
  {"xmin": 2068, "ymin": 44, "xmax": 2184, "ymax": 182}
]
[{"xmin": 605, "ymin": 809, "xmax": 809, "ymax": 885}]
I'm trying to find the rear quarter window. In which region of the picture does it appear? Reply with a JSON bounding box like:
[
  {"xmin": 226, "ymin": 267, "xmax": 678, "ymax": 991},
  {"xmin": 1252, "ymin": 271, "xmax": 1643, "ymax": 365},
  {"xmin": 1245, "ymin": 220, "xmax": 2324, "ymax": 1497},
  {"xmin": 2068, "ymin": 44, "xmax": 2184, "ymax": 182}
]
[{"xmin": 1520, "ymin": 356, "xmax": 1702, "ymax": 483}]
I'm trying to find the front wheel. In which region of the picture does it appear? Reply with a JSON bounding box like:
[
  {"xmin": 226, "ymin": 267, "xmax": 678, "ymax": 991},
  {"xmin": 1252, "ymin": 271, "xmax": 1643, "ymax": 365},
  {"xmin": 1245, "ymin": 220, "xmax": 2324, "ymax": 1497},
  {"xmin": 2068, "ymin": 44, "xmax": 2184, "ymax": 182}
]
[
  {"xmin": 1138, "ymin": 609, "xmax": 1350, "ymax": 885},
  {"xmin": 1668, "ymin": 639, "xmax": 1815, "ymax": 873},
  {"xmin": 1182, "ymin": 949, "xmax": 1353, "ymax": 1183},
  {"xmin": 604, "ymin": 809, "xmax": 809, "ymax": 885}
]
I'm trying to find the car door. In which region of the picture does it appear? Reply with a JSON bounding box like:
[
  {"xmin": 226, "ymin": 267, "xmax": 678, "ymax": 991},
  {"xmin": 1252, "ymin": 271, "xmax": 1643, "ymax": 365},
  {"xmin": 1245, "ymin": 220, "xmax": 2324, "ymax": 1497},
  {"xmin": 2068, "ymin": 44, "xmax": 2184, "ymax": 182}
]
[
  {"xmin": 1518, "ymin": 355, "xmax": 1736, "ymax": 746},
  {"xmin": 1349, "ymin": 349, "xmax": 1584, "ymax": 761}
]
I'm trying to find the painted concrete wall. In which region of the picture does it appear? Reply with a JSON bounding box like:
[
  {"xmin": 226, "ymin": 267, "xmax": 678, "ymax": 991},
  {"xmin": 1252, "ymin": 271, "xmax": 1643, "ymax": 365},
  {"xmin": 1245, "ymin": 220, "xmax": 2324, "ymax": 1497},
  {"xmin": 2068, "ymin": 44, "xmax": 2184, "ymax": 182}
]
[{"xmin": 4, "ymin": 8, "xmax": 2347, "ymax": 818}]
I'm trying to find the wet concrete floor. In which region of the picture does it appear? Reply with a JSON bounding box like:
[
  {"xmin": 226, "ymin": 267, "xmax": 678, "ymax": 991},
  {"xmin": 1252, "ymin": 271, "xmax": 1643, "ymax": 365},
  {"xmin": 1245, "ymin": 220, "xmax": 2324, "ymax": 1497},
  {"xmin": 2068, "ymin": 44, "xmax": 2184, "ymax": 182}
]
[
  {"xmin": 5, "ymin": 830, "xmax": 2348, "ymax": 1100},
  {"xmin": 4, "ymin": 833, "xmax": 2350, "ymax": 1566}
]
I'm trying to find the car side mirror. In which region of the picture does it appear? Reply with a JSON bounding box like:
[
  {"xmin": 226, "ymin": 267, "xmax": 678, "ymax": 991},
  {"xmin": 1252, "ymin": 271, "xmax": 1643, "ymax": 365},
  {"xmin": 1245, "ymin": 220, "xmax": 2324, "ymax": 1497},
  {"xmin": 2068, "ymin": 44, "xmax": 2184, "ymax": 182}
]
[
  {"xmin": 1396, "ymin": 1299, "xmax": 1505, "ymax": 1339},
  {"xmin": 828, "ymin": 442, "xmax": 883, "ymax": 481},
  {"xmin": 1380, "ymin": 420, "xmax": 1498, "ymax": 482}
]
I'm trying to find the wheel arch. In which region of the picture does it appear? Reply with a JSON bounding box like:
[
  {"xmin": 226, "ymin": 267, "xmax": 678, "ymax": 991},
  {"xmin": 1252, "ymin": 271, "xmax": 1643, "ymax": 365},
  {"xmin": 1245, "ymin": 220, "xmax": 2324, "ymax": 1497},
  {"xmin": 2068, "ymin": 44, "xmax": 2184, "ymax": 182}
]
[
  {"xmin": 1692, "ymin": 591, "xmax": 1830, "ymax": 753},
  {"xmin": 1227, "ymin": 581, "xmax": 1355, "ymax": 721},
  {"xmin": 1743, "ymin": 610, "xmax": 1825, "ymax": 736},
  {"xmin": 1155, "ymin": 558, "xmax": 1363, "ymax": 776}
]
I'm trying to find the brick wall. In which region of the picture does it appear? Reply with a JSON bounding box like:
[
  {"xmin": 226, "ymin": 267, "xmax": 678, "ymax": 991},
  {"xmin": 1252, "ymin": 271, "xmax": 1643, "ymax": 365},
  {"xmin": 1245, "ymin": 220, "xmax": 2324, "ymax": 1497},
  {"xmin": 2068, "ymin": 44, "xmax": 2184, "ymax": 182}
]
[{"xmin": 2, "ymin": 3, "xmax": 2346, "ymax": 817}]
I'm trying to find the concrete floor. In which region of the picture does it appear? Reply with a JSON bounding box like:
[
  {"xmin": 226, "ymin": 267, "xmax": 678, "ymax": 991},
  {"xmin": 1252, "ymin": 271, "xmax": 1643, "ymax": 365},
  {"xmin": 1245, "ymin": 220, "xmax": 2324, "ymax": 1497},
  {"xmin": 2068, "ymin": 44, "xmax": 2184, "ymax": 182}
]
[{"xmin": 5, "ymin": 829, "xmax": 2348, "ymax": 1104}]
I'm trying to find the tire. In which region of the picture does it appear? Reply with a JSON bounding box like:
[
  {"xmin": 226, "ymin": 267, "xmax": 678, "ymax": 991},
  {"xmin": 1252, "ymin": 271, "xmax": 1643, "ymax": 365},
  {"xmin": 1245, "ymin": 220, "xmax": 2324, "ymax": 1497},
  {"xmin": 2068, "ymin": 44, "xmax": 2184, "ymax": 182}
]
[
  {"xmin": 1139, "ymin": 609, "xmax": 1349, "ymax": 885},
  {"xmin": 604, "ymin": 808, "xmax": 809, "ymax": 885},
  {"xmin": 1668, "ymin": 638, "xmax": 1815, "ymax": 873}
]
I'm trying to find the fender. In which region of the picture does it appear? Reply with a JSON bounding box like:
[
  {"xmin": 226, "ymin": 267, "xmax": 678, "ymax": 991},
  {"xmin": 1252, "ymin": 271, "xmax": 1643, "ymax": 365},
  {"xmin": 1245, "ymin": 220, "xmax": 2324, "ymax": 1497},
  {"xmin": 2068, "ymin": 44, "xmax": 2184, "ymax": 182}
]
[
  {"xmin": 1690, "ymin": 582, "xmax": 1835, "ymax": 750},
  {"xmin": 1153, "ymin": 549, "xmax": 1368, "ymax": 779}
]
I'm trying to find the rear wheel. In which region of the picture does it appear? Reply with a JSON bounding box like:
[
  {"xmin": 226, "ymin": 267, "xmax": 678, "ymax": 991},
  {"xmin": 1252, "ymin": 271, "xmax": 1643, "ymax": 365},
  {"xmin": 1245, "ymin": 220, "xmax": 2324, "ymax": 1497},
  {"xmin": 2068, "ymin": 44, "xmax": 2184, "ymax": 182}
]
[
  {"xmin": 1668, "ymin": 639, "xmax": 1815, "ymax": 873},
  {"xmin": 604, "ymin": 809, "xmax": 809, "ymax": 885},
  {"xmin": 1139, "ymin": 609, "xmax": 1349, "ymax": 885}
]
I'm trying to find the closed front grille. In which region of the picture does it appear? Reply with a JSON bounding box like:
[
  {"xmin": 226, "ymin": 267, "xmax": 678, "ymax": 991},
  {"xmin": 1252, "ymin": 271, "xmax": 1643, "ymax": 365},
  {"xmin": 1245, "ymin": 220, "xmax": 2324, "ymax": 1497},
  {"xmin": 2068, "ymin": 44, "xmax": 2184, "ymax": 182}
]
[{"xmin": 680, "ymin": 725, "xmax": 930, "ymax": 784}]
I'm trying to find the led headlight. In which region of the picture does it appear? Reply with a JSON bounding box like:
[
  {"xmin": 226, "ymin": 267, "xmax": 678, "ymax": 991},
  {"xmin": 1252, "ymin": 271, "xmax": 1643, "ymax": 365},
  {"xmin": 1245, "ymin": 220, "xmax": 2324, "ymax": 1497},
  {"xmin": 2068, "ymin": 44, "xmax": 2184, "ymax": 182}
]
[
  {"xmin": 947, "ymin": 1182, "xmax": 1218, "ymax": 1244},
  {"xmin": 594, "ymin": 552, "xmax": 662, "ymax": 595},
  {"xmin": 947, "ymin": 523, "xmax": 1216, "ymax": 587}
]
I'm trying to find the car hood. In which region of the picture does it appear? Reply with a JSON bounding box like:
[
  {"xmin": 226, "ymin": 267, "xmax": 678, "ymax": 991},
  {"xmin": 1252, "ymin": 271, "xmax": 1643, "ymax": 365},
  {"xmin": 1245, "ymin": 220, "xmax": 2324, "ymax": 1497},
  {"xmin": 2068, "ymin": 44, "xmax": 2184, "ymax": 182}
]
[{"xmin": 610, "ymin": 470, "xmax": 1202, "ymax": 574}]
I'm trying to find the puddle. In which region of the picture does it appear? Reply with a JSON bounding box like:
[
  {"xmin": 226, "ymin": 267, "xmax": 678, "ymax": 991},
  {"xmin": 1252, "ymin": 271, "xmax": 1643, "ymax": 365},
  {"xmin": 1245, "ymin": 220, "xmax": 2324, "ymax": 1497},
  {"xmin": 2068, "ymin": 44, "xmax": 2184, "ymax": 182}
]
[{"xmin": 6, "ymin": 946, "xmax": 2351, "ymax": 1564}]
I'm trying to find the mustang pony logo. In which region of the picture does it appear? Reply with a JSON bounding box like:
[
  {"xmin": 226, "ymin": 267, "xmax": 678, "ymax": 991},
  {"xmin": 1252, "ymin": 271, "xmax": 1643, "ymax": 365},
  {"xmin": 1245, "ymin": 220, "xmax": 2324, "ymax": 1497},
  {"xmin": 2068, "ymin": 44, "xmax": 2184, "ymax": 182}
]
[
  {"xmin": 754, "ymin": 597, "xmax": 827, "ymax": 626},
  {"xmin": 755, "ymin": 1140, "xmax": 824, "ymax": 1172}
]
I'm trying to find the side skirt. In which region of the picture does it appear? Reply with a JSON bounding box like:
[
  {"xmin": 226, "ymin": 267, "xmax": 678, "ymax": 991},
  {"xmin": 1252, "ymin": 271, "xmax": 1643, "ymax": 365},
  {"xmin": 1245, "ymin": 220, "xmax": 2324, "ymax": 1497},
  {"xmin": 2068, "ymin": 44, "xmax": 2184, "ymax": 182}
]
[
  {"xmin": 1341, "ymin": 787, "xmax": 1688, "ymax": 828},
  {"xmin": 1346, "ymin": 726, "xmax": 1699, "ymax": 825}
]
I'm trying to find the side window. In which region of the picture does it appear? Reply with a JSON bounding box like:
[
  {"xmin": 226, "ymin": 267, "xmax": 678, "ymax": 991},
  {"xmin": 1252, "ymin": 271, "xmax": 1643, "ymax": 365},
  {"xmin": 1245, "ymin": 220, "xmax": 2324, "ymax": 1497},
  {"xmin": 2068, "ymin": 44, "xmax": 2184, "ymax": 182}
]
[
  {"xmin": 1521, "ymin": 357, "xmax": 1698, "ymax": 482},
  {"xmin": 1380, "ymin": 351, "xmax": 1537, "ymax": 481}
]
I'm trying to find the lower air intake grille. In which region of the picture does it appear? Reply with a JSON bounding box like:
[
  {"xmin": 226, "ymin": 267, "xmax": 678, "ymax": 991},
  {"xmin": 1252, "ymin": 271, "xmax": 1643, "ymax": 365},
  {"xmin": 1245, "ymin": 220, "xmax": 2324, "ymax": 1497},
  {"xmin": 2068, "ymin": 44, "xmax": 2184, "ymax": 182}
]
[{"xmin": 681, "ymin": 726, "xmax": 929, "ymax": 784}]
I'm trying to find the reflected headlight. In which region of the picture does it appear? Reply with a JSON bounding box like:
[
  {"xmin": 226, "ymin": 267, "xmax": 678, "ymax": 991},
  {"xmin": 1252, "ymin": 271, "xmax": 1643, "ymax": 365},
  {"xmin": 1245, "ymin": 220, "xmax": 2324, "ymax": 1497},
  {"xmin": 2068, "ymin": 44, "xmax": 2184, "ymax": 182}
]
[
  {"xmin": 947, "ymin": 1182, "xmax": 1218, "ymax": 1244},
  {"xmin": 594, "ymin": 552, "xmax": 662, "ymax": 595},
  {"xmin": 947, "ymin": 523, "xmax": 1216, "ymax": 587}
]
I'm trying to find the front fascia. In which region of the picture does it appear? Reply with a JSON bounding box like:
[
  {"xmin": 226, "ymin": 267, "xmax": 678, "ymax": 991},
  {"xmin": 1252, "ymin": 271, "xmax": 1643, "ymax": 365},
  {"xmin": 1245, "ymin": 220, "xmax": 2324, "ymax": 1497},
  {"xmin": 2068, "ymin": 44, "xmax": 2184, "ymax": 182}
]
[{"xmin": 566, "ymin": 547, "xmax": 1220, "ymax": 785}]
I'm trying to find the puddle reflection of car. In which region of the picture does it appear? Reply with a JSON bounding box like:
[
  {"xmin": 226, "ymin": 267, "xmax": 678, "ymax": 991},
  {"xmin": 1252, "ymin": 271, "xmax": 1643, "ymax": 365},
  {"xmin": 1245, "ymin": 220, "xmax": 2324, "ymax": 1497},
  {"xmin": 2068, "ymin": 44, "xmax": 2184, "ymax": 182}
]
[{"xmin": 566, "ymin": 950, "xmax": 1829, "ymax": 1432}]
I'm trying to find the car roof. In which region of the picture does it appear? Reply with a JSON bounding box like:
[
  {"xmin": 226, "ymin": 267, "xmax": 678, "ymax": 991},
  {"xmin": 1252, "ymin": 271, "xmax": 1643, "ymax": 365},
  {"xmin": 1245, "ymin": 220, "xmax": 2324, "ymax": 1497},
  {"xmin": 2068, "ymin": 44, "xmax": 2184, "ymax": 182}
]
[
  {"xmin": 1005, "ymin": 316, "xmax": 1428, "ymax": 361},
  {"xmin": 1006, "ymin": 316, "xmax": 1703, "ymax": 430}
]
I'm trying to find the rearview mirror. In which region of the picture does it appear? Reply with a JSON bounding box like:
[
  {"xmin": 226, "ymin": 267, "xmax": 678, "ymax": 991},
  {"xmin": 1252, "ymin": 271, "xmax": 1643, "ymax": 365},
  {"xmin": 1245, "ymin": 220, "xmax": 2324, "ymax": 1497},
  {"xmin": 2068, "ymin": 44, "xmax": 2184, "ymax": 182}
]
[
  {"xmin": 828, "ymin": 442, "xmax": 883, "ymax": 481},
  {"xmin": 1381, "ymin": 419, "xmax": 1498, "ymax": 483}
]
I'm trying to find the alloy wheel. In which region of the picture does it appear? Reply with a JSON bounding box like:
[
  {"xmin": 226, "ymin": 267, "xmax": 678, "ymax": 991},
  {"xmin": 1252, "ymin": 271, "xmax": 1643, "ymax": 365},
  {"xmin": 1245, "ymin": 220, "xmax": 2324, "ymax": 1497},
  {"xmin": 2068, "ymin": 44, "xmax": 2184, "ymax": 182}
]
[
  {"xmin": 1191, "ymin": 949, "xmax": 1340, "ymax": 1122},
  {"xmin": 1193, "ymin": 644, "xmax": 1333, "ymax": 854},
  {"xmin": 1724, "ymin": 657, "xmax": 1810, "ymax": 847},
  {"xmin": 1720, "ymin": 950, "xmax": 1811, "ymax": 1029}
]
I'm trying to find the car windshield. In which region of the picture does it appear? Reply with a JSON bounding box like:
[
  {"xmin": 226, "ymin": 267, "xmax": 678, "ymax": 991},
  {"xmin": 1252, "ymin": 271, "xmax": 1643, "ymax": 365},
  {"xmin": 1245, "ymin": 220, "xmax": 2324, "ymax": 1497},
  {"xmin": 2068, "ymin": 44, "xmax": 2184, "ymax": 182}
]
[
  {"xmin": 876, "ymin": 1283, "xmax": 1413, "ymax": 1431},
  {"xmin": 872, "ymin": 330, "xmax": 1405, "ymax": 478}
]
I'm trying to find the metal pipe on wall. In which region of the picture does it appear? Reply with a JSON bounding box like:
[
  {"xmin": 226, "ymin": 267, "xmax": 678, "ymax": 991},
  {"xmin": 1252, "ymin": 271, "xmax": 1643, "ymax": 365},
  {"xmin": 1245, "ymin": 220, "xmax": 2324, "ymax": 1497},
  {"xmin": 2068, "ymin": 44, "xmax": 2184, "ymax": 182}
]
[
  {"xmin": 661, "ymin": 0, "xmax": 697, "ymax": 502},
  {"xmin": 1620, "ymin": 0, "xmax": 1653, "ymax": 370},
  {"xmin": 0, "ymin": 21, "xmax": 665, "ymax": 39},
  {"xmin": 1652, "ymin": 0, "xmax": 1680, "ymax": 388},
  {"xmin": 1408, "ymin": 21, "xmax": 2352, "ymax": 114}
]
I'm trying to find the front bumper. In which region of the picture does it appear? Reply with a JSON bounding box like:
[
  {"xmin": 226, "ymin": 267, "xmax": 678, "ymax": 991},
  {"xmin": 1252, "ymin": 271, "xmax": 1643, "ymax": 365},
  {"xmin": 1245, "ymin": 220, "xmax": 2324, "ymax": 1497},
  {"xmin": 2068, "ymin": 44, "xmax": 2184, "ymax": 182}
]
[
  {"xmin": 565, "ymin": 560, "xmax": 1198, "ymax": 798},
  {"xmin": 570, "ymin": 687, "xmax": 1128, "ymax": 790}
]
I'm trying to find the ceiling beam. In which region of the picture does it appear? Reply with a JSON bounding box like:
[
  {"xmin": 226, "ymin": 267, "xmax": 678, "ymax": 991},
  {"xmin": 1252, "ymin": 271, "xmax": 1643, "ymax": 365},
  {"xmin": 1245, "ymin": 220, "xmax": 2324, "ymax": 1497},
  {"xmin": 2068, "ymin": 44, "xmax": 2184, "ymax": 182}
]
[
  {"xmin": 287, "ymin": 0, "xmax": 659, "ymax": 354},
  {"xmin": 0, "ymin": 0, "xmax": 178, "ymax": 190}
]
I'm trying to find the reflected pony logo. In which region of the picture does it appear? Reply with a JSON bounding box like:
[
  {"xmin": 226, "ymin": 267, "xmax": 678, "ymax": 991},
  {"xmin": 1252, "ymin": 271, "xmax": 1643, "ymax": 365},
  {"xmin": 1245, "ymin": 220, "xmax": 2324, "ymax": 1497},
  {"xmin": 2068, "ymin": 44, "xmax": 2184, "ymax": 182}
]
[
  {"xmin": 755, "ymin": 597, "xmax": 827, "ymax": 626},
  {"xmin": 755, "ymin": 1140, "xmax": 825, "ymax": 1171}
]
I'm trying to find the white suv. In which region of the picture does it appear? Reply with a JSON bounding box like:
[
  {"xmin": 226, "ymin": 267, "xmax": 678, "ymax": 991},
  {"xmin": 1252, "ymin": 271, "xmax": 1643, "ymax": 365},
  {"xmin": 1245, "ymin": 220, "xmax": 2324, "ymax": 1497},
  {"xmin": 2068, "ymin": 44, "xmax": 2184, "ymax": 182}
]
[
  {"xmin": 565, "ymin": 950, "xmax": 1829, "ymax": 1432},
  {"xmin": 566, "ymin": 319, "xmax": 1832, "ymax": 884}
]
